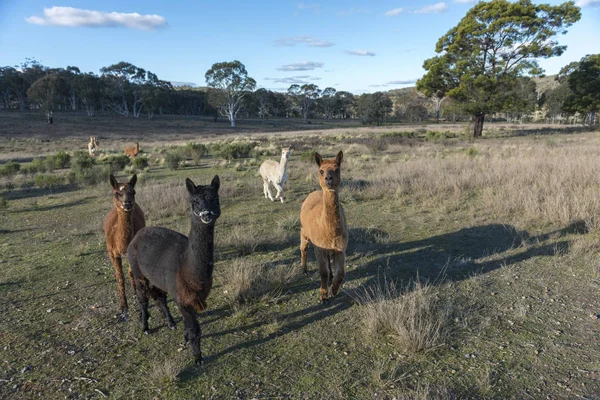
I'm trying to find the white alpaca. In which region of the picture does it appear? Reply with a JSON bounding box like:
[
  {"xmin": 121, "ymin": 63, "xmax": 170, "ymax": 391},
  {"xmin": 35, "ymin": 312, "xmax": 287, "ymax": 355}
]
[
  {"xmin": 88, "ymin": 136, "xmax": 98, "ymax": 157},
  {"xmin": 259, "ymin": 147, "xmax": 291, "ymax": 203}
]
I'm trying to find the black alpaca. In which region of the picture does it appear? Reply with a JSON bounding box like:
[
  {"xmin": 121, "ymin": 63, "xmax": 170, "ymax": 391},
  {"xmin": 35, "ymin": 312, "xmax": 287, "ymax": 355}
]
[{"xmin": 127, "ymin": 175, "xmax": 221, "ymax": 365}]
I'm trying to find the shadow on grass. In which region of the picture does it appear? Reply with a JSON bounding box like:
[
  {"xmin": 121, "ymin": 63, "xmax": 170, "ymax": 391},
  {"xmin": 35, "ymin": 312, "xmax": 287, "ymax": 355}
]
[
  {"xmin": 3, "ymin": 185, "xmax": 80, "ymax": 201},
  {"xmin": 11, "ymin": 197, "xmax": 92, "ymax": 213},
  {"xmin": 178, "ymin": 220, "xmax": 587, "ymax": 379},
  {"xmin": 512, "ymin": 125, "xmax": 596, "ymax": 137}
]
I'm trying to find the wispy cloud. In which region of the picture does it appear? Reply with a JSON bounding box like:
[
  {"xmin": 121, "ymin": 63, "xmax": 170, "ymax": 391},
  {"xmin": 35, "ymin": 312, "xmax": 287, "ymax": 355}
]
[
  {"xmin": 296, "ymin": 3, "xmax": 321, "ymax": 14},
  {"xmin": 338, "ymin": 8, "xmax": 370, "ymax": 16},
  {"xmin": 346, "ymin": 49, "xmax": 376, "ymax": 56},
  {"xmin": 274, "ymin": 35, "xmax": 333, "ymax": 47},
  {"xmin": 576, "ymin": 0, "xmax": 600, "ymax": 6},
  {"xmin": 415, "ymin": 2, "xmax": 448, "ymax": 14},
  {"xmin": 387, "ymin": 80, "xmax": 416, "ymax": 85},
  {"xmin": 384, "ymin": 8, "xmax": 404, "ymax": 16},
  {"xmin": 25, "ymin": 6, "xmax": 167, "ymax": 30},
  {"xmin": 454, "ymin": 0, "xmax": 476, "ymax": 3},
  {"xmin": 264, "ymin": 75, "xmax": 321, "ymax": 84},
  {"xmin": 277, "ymin": 61, "xmax": 324, "ymax": 71},
  {"xmin": 369, "ymin": 84, "xmax": 389, "ymax": 88}
]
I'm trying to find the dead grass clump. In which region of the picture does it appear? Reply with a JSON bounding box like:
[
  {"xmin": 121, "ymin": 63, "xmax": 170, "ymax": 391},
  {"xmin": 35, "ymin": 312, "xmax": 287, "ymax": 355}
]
[
  {"xmin": 225, "ymin": 258, "xmax": 298, "ymax": 306},
  {"xmin": 136, "ymin": 180, "xmax": 188, "ymax": 220},
  {"xmin": 219, "ymin": 225, "xmax": 261, "ymax": 256},
  {"xmin": 354, "ymin": 278, "xmax": 451, "ymax": 354},
  {"xmin": 144, "ymin": 356, "xmax": 186, "ymax": 388}
]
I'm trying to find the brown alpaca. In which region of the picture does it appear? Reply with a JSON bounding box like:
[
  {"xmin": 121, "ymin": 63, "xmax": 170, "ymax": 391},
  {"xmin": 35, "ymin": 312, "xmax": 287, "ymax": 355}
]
[
  {"xmin": 124, "ymin": 142, "xmax": 140, "ymax": 158},
  {"xmin": 300, "ymin": 151, "xmax": 348, "ymax": 302},
  {"xmin": 104, "ymin": 174, "xmax": 146, "ymax": 316}
]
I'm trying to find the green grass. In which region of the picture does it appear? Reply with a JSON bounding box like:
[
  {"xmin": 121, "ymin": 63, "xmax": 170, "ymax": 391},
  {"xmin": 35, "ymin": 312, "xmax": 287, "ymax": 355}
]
[{"xmin": 1, "ymin": 119, "xmax": 600, "ymax": 399}]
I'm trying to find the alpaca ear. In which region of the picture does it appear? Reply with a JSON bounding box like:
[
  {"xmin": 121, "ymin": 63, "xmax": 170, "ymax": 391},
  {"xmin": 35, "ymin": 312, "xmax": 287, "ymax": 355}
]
[
  {"xmin": 185, "ymin": 178, "xmax": 196, "ymax": 194},
  {"xmin": 314, "ymin": 152, "xmax": 323, "ymax": 166},
  {"xmin": 211, "ymin": 175, "xmax": 220, "ymax": 192},
  {"xmin": 110, "ymin": 175, "xmax": 118, "ymax": 190},
  {"xmin": 336, "ymin": 150, "xmax": 343, "ymax": 165},
  {"xmin": 129, "ymin": 174, "xmax": 137, "ymax": 188}
]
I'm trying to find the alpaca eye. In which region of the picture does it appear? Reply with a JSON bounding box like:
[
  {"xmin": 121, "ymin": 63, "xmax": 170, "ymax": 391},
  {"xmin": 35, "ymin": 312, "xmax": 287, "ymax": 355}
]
[{"xmin": 319, "ymin": 170, "xmax": 324, "ymax": 175}]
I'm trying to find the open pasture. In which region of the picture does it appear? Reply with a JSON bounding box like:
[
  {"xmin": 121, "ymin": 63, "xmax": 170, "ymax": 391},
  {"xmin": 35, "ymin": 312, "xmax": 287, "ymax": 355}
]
[{"xmin": 1, "ymin": 116, "xmax": 600, "ymax": 399}]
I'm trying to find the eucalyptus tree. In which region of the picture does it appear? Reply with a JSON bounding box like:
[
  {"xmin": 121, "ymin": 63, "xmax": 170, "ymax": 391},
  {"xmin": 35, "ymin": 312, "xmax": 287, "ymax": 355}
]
[
  {"xmin": 73, "ymin": 72, "xmax": 103, "ymax": 116},
  {"xmin": 417, "ymin": 0, "xmax": 581, "ymax": 137},
  {"xmin": 562, "ymin": 54, "xmax": 600, "ymax": 125},
  {"xmin": 287, "ymin": 83, "xmax": 321, "ymax": 122},
  {"xmin": 205, "ymin": 60, "xmax": 256, "ymax": 128},
  {"xmin": 27, "ymin": 73, "xmax": 67, "ymax": 121}
]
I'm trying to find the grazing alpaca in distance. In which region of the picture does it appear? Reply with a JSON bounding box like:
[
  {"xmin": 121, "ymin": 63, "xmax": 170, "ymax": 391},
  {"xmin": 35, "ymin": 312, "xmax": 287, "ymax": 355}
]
[
  {"xmin": 88, "ymin": 136, "xmax": 99, "ymax": 157},
  {"xmin": 259, "ymin": 146, "xmax": 291, "ymax": 203},
  {"xmin": 300, "ymin": 151, "xmax": 348, "ymax": 303},
  {"xmin": 127, "ymin": 176, "xmax": 221, "ymax": 365},
  {"xmin": 124, "ymin": 142, "xmax": 140, "ymax": 158},
  {"xmin": 104, "ymin": 174, "xmax": 146, "ymax": 316}
]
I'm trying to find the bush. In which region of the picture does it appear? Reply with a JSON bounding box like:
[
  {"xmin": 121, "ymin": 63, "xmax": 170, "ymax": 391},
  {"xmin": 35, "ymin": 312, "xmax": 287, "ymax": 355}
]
[
  {"xmin": 182, "ymin": 143, "xmax": 208, "ymax": 164},
  {"xmin": 0, "ymin": 194, "xmax": 7, "ymax": 209},
  {"xmin": 0, "ymin": 161, "xmax": 20, "ymax": 178},
  {"xmin": 103, "ymin": 155, "xmax": 131, "ymax": 171},
  {"xmin": 216, "ymin": 142, "xmax": 255, "ymax": 160},
  {"xmin": 164, "ymin": 152, "xmax": 183, "ymax": 170},
  {"xmin": 300, "ymin": 150, "xmax": 314, "ymax": 162},
  {"xmin": 465, "ymin": 147, "xmax": 478, "ymax": 158},
  {"xmin": 133, "ymin": 156, "xmax": 149, "ymax": 169},
  {"xmin": 34, "ymin": 174, "xmax": 64, "ymax": 188},
  {"xmin": 382, "ymin": 131, "xmax": 415, "ymax": 139},
  {"xmin": 71, "ymin": 151, "xmax": 95, "ymax": 171},
  {"xmin": 68, "ymin": 164, "xmax": 110, "ymax": 186},
  {"xmin": 49, "ymin": 151, "xmax": 71, "ymax": 169}
]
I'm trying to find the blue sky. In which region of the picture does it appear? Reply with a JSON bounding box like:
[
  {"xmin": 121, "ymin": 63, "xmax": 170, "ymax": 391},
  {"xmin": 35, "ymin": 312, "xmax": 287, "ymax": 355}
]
[{"xmin": 1, "ymin": 0, "xmax": 600, "ymax": 94}]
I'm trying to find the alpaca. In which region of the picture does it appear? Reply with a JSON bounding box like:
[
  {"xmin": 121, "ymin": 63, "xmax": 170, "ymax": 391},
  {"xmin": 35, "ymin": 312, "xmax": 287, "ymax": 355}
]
[
  {"xmin": 88, "ymin": 136, "xmax": 98, "ymax": 157},
  {"xmin": 300, "ymin": 151, "xmax": 348, "ymax": 302},
  {"xmin": 259, "ymin": 147, "xmax": 291, "ymax": 203},
  {"xmin": 127, "ymin": 176, "xmax": 221, "ymax": 365},
  {"xmin": 104, "ymin": 174, "xmax": 146, "ymax": 316},
  {"xmin": 124, "ymin": 142, "xmax": 140, "ymax": 158}
]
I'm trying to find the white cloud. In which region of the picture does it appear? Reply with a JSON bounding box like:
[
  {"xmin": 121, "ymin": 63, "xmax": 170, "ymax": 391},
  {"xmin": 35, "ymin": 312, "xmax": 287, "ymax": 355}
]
[
  {"xmin": 277, "ymin": 62, "xmax": 324, "ymax": 71},
  {"xmin": 25, "ymin": 6, "xmax": 167, "ymax": 30},
  {"xmin": 274, "ymin": 35, "xmax": 333, "ymax": 47},
  {"xmin": 576, "ymin": 0, "xmax": 600, "ymax": 6},
  {"xmin": 264, "ymin": 76, "xmax": 321, "ymax": 84},
  {"xmin": 415, "ymin": 2, "xmax": 448, "ymax": 14},
  {"xmin": 454, "ymin": 0, "xmax": 476, "ymax": 3},
  {"xmin": 387, "ymin": 80, "xmax": 416, "ymax": 85},
  {"xmin": 384, "ymin": 8, "xmax": 404, "ymax": 16},
  {"xmin": 346, "ymin": 49, "xmax": 376, "ymax": 56}
]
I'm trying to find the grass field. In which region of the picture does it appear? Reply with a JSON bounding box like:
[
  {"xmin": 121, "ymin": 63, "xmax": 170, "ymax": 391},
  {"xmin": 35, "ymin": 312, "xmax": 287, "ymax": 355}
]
[{"xmin": 1, "ymin": 112, "xmax": 600, "ymax": 399}]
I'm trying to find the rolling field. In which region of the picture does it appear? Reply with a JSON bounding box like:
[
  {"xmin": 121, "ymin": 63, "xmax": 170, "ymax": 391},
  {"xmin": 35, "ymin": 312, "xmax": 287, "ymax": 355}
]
[{"xmin": 1, "ymin": 112, "xmax": 600, "ymax": 399}]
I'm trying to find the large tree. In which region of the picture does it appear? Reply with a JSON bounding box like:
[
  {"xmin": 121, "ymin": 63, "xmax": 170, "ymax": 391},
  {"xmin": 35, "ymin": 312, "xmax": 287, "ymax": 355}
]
[
  {"xmin": 205, "ymin": 60, "xmax": 256, "ymax": 128},
  {"xmin": 73, "ymin": 72, "xmax": 103, "ymax": 117},
  {"xmin": 357, "ymin": 92, "xmax": 393, "ymax": 125},
  {"xmin": 562, "ymin": 54, "xmax": 600, "ymax": 125},
  {"xmin": 27, "ymin": 73, "xmax": 67, "ymax": 121},
  {"xmin": 417, "ymin": 0, "xmax": 581, "ymax": 137},
  {"xmin": 287, "ymin": 83, "xmax": 321, "ymax": 122}
]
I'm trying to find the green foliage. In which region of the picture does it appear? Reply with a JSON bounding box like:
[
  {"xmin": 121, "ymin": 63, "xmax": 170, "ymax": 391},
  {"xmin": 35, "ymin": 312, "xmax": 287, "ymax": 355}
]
[
  {"xmin": 357, "ymin": 92, "xmax": 393, "ymax": 125},
  {"xmin": 71, "ymin": 151, "xmax": 95, "ymax": 171},
  {"xmin": 67, "ymin": 165, "xmax": 110, "ymax": 186},
  {"xmin": 563, "ymin": 54, "xmax": 600, "ymax": 118},
  {"xmin": 0, "ymin": 194, "xmax": 7, "ymax": 209},
  {"xmin": 0, "ymin": 161, "xmax": 20, "ymax": 178},
  {"xmin": 417, "ymin": 0, "xmax": 581, "ymax": 136},
  {"xmin": 382, "ymin": 131, "xmax": 415, "ymax": 139},
  {"xmin": 182, "ymin": 143, "xmax": 208, "ymax": 164},
  {"xmin": 300, "ymin": 150, "xmax": 313, "ymax": 162},
  {"xmin": 465, "ymin": 147, "xmax": 478, "ymax": 158},
  {"xmin": 132, "ymin": 156, "xmax": 149, "ymax": 169},
  {"xmin": 103, "ymin": 154, "xmax": 131, "ymax": 171},
  {"xmin": 49, "ymin": 151, "xmax": 71, "ymax": 169},
  {"xmin": 164, "ymin": 152, "xmax": 183, "ymax": 170},
  {"xmin": 215, "ymin": 142, "xmax": 255, "ymax": 160},
  {"xmin": 34, "ymin": 174, "xmax": 64, "ymax": 188},
  {"xmin": 26, "ymin": 73, "xmax": 68, "ymax": 112}
]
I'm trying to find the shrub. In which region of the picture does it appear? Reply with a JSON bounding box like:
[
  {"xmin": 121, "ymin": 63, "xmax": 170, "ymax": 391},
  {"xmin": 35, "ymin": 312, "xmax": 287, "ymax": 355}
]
[
  {"xmin": 0, "ymin": 161, "xmax": 20, "ymax": 178},
  {"xmin": 216, "ymin": 142, "xmax": 255, "ymax": 160},
  {"xmin": 182, "ymin": 143, "xmax": 208, "ymax": 164},
  {"xmin": 103, "ymin": 155, "xmax": 131, "ymax": 171},
  {"xmin": 132, "ymin": 156, "xmax": 149, "ymax": 169},
  {"xmin": 30, "ymin": 157, "xmax": 49, "ymax": 173},
  {"xmin": 71, "ymin": 151, "xmax": 95, "ymax": 171},
  {"xmin": 68, "ymin": 164, "xmax": 110, "ymax": 186},
  {"xmin": 34, "ymin": 174, "xmax": 64, "ymax": 188},
  {"xmin": 0, "ymin": 194, "xmax": 7, "ymax": 209},
  {"xmin": 164, "ymin": 152, "xmax": 183, "ymax": 170},
  {"xmin": 300, "ymin": 150, "xmax": 314, "ymax": 162},
  {"xmin": 49, "ymin": 151, "xmax": 71, "ymax": 169},
  {"xmin": 465, "ymin": 147, "xmax": 478, "ymax": 158},
  {"xmin": 382, "ymin": 131, "xmax": 415, "ymax": 139}
]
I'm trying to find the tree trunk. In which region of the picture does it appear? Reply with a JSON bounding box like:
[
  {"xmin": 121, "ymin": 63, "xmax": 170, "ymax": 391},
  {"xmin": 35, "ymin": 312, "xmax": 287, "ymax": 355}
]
[{"xmin": 473, "ymin": 113, "xmax": 484, "ymax": 138}]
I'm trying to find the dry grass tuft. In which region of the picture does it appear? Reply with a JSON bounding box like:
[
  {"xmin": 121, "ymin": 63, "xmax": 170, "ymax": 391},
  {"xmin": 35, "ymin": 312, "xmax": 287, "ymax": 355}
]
[
  {"xmin": 353, "ymin": 277, "xmax": 451, "ymax": 354},
  {"xmin": 144, "ymin": 356, "xmax": 186, "ymax": 387},
  {"xmin": 136, "ymin": 180, "xmax": 188, "ymax": 221},
  {"xmin": 225, "ymin": 258, "xmax": 298, "ymax": 306}
]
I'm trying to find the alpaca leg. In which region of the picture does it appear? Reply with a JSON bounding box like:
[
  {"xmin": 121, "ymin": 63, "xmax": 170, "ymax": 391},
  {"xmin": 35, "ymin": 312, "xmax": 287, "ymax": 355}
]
[
  {"xmin": 265, "ymin": 180, "xmax": 275, "ymax": 201},
  {"xmin": 149, "ymin": 286, "xmax": 176, "ymax": 329},
  {"xmin": 315, "ymin": 247, "xmax": 329, "ymax": 303},
  {"xmin": 300, "ymin": 230, "xmax": 310, "ymax": 274},
  {"xmin": 273, "ymin": 183, "xmax": 285, "ymax": 203},
  {"xmin": 179, "ymin": 304, "xmax": 202, "ymax": 364},
  {"xmin": 134, "ymin": 277, "xmax": 150, "ymax": 334},
  {"xmin": 330, "ymin": 252, "xmax": 346, "ymax": 297},
  {"xmin": 262, "ymin": 178, "xmax": 271, "ymax": 199},
  {"xmin": 109, "ymin": 253, "xmax": 128, "ymax": 315}
]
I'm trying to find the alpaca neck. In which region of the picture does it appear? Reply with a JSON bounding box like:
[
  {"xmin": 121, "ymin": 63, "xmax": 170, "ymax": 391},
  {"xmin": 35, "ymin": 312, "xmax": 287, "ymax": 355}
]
[
  {"xmin": 116, "ymin": 209, "xmax": 134, "ymax": 241},
  {"xmin": 320, "ymin": 189, "xmax": 342, "ymax": 227},
  {"xmin": 186, "ymin": 219, "xmax": 215, "ymax": 282},
  {"xmin": 278, "ymin": 154, "xmax": 289, "ymax": 175}
]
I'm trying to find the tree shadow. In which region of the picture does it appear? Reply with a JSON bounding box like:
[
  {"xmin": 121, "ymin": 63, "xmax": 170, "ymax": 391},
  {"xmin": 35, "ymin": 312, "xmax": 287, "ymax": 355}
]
[
  {"xmin": 11, "ymin": 197, "xmax": 92, "ymax": 213},
  {"xmin": 3, "ymin": 185, "xmax": 79, "ymax": 201},
  {"xmin": 512, "ymin": 126, "xmax": 594, "ymax": 137},
  {"xmin": 178, "ymin": 221, "xmax": 586, "ymax": 379}
]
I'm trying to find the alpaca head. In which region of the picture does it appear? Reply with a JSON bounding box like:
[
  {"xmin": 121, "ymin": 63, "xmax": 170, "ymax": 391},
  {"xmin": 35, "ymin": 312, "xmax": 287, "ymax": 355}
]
[
  {"xmin": 281, "ymin": 147, "xmax": 292, "ymax": 160},
  {"xmin": 110, "ymin": 174, "xmax": 138, "ymax": 213},
  {"xmin": 185, "ymin": 175, "xmax": 221, "ymax": 225},
  {"xmin": 315, "ymin": 151, "xmax": 343, "ymax": 191}
]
